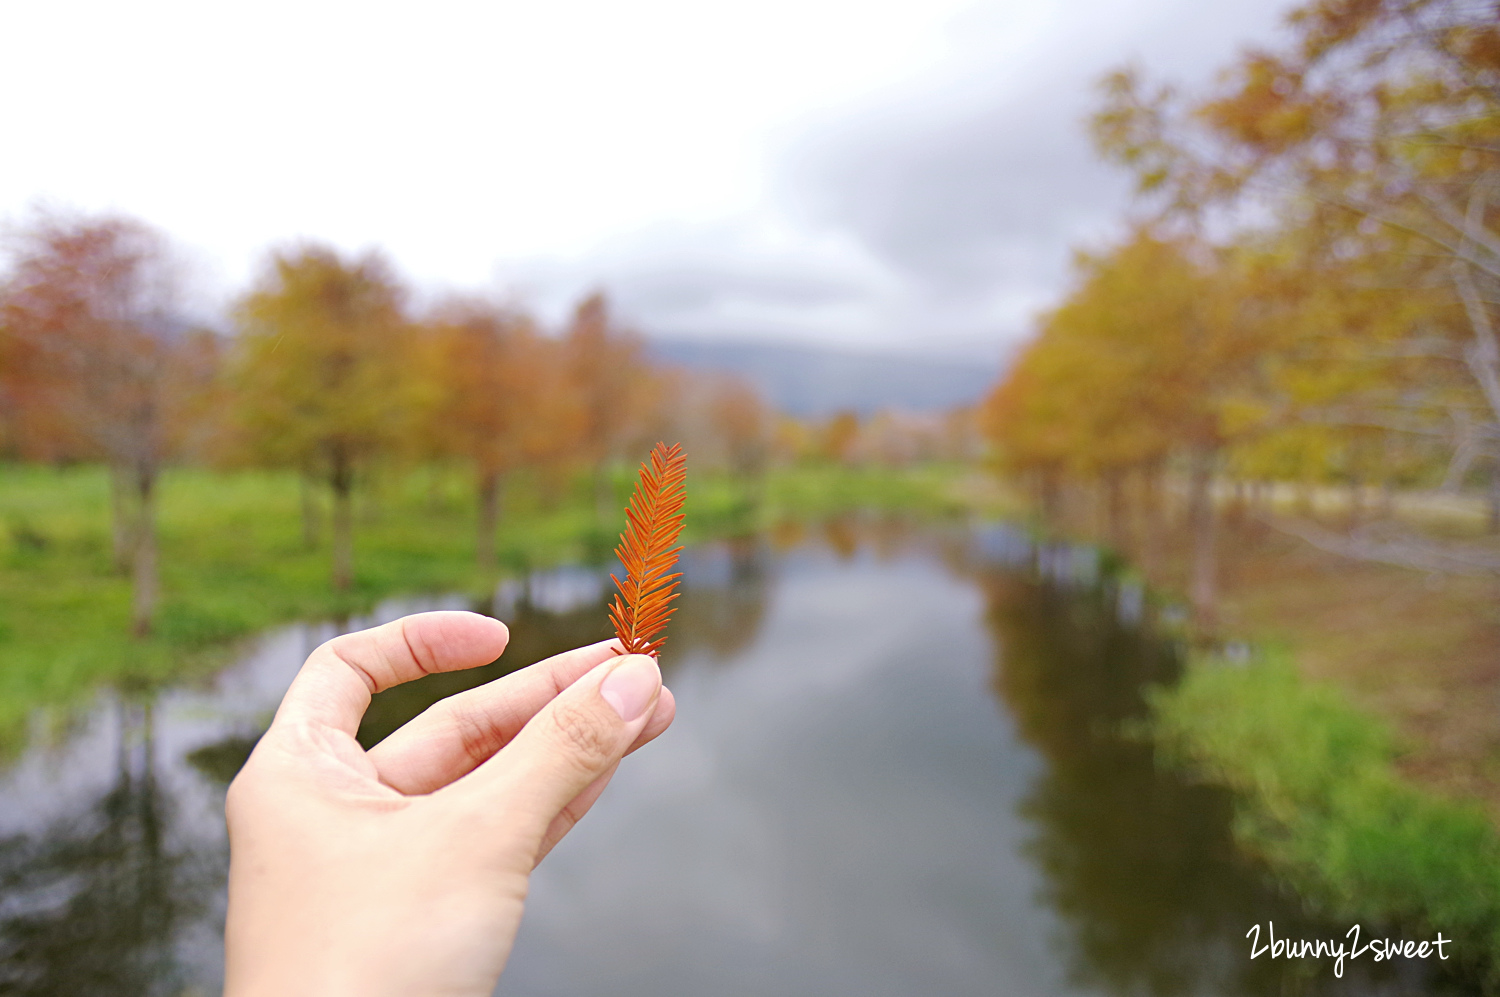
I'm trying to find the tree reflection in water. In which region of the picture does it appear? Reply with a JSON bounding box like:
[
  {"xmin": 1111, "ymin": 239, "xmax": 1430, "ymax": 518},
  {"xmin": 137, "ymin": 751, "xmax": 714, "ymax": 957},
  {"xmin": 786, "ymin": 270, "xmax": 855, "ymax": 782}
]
[
  {"xmin": 787, "ymin": 517, "xmax": 1454, "ymax": 996},
  {"xmin": 356, "ymin": 537, "xmax": 773, "ymax": 749},
  {"xmin": 972, "ymin": 533, "xmax": 1458, "ymax": 997},
  {"xmin": 0, "ymin": 541, "xmax": 777, "ymax": 995},
  {"xmin": 0, "ymin": 522, "xmax": 1466, "ymax": 996},
  {"xmin": 356, "ymin": 585, "xmax": 614, "ymax": 749},
  {"xmin": 668, "ymin": 536, "xmax": 771, "ymax": 664},
  {"xmin": 0, "ymin": 700, "xmax": 222, "ymax": 996}
]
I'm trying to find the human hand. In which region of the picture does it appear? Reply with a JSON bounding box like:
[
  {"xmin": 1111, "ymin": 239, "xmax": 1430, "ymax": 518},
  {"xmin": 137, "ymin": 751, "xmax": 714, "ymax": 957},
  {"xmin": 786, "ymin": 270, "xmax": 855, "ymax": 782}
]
[{"xmin": 222, "ymin": 611, "xmax": 676, "ymax": 997}]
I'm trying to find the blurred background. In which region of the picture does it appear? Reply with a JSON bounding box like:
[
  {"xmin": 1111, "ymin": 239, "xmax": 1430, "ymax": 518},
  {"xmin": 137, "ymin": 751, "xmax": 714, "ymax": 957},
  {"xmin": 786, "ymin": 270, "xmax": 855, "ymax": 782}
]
[{"xmin": 1, "ymin": 0, "xmax": 1498, "ymax": 994}]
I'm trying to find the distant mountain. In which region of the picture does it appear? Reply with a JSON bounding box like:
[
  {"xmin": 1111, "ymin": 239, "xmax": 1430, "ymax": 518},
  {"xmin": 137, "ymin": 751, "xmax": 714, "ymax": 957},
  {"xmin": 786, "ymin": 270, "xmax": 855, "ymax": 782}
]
[{"xmin": 646, "ymin": 337, "xmax": 1001, "ymax": 417}]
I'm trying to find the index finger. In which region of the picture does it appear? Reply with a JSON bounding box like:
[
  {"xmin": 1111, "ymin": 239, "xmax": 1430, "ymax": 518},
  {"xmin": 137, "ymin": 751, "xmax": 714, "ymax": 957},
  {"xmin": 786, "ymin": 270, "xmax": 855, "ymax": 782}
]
[
  {"xmin": 365, "ymin": 637, "xmax": 630, "ymax": 793},
  {"xmin": 273, "ymin": 611, "xmax": 510, "ymax": 735}
]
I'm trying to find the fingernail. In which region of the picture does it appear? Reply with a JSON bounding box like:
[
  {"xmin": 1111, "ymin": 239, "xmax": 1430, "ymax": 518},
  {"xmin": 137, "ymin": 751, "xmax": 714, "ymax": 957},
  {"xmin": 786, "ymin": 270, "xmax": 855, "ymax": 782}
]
[{"xmin": 600, "ymin": 654, "xmax": 660, "ymax": 722}]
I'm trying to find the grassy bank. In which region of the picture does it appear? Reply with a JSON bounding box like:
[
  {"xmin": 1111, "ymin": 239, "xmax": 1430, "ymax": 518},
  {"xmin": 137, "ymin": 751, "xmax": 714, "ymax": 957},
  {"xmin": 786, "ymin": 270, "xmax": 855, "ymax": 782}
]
[
  {"xmin": 1151, "ymin": 652, "xmax": 1500, "ymax": 987},
  {"xmin": 1016, "ymin": 491, "xmax": 1500, "ymax": 983},
  {"xmin": 0, "ymin": 460, "xmax": 962, "ymax": 752},
  {"xmin": 1031, "ymin": 490, "xmax": 1500, "ymax": 811}
]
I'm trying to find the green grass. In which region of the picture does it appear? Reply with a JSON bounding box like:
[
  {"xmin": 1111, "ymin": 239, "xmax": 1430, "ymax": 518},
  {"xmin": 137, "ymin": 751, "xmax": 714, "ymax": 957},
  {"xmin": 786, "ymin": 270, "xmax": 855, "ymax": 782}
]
[
  {"xmin": 0, "ymin": 459, "xmax": 963, "ymax": 753},
  {"xmin": 761, "ymin": 461, "xmax": 974, "ymax": 516},
  {"xmin": 1150, "ymin": 651, "xmax": 1500, "ymax": 988}
]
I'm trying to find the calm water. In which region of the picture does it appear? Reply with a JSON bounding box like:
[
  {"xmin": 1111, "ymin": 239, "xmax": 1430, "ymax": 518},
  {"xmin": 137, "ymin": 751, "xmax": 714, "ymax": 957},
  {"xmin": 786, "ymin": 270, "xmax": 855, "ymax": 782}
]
[{"xmin": 0, "ymin": 520, "xmax": 1464, "ymax": 995}]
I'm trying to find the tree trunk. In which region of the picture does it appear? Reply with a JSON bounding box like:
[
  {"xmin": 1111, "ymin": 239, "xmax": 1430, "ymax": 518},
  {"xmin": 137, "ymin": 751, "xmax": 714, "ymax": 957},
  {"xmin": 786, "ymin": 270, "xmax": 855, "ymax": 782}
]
[
  {"xmin": 330, "ymin": 453, "xmax": 354, "ymax": 592},
  {"xmin": 1137, "ymin": 463, "xmax": 1163, "ymax": 583},
  {"xmin": 477, "ymin": 468, "xmax": 503, "ymax": 575},
  {"xmin": 1188, "ymin": 451, "xmax": 1218, "ymax": 629},
  {"xmin": 1039, "ymin": 470, "xmax": 1062, "ymax": 525},
  {"xmin": 1103, "ymin": 470, "xmax": 1127, "ymax": 551},
  {"xmin": 300, "ymin": 471, "xmax": 321, "ymax": 550},
  {"xmin": 110, "ymin": 465, "xmax": 134, "ymax": 574},
  {"xmin": 131, "ymin": 467, "xmax": 158, "ymax": 637}
]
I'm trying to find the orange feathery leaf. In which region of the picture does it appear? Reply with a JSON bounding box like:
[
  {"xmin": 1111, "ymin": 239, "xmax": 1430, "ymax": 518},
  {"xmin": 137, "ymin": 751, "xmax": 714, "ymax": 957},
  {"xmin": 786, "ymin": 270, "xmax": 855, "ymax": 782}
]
[{"xmin": 608, "ymin": 442, "xmax": 687, "ymax": 657}]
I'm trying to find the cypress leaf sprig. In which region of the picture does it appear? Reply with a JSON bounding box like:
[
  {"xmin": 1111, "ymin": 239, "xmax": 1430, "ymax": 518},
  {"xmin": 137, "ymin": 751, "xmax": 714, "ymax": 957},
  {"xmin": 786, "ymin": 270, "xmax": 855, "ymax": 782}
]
[{"xmin": 608, "ymin": 442, "xmax": 686, "ymax": 657}]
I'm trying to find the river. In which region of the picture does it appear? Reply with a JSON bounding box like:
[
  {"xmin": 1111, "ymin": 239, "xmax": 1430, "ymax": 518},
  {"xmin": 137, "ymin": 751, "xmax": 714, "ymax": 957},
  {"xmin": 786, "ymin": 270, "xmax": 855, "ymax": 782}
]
[{"xmin": 0, "ymin": 519, "xmax": 1463, "ymax": 995}]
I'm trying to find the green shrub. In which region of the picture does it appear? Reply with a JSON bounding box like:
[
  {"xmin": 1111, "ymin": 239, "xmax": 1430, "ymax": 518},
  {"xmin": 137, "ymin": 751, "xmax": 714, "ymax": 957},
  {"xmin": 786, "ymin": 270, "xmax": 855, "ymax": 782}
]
[{"xmin": 1151, "ymin": 652, "xmax": 1500, "ymax": 987}]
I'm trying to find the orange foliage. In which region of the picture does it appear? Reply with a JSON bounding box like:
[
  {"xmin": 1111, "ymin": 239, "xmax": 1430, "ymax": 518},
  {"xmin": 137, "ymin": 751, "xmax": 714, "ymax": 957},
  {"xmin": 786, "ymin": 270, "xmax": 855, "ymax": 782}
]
[
  {"xmin": 0, "ymin": 213, "xmax": 208, "ymax": 469},
  {"xmin": 231, "ymin": 245, "xmax": 414, "ymax": 589},
  {"xmin": 1084, "ymin": 0, "xmax": 1500, "ymax": 499},
  {"xmin": 564, "ymin": 293, "xmax": 656, "ymax": 470},
  {"xmin": 413, "ymin": 298, "xmax": 586, "ymax": 568},
  {"xmin": 608, "ymin": 442, "xmax": 687, "ymax": 658},
  {"xmin": 0, "ymin": 211, "xmax": 214, "ymax": 632},
  {"xmin": 984, "ymin": 231, "xmax": 1265, "ymax": 480}
]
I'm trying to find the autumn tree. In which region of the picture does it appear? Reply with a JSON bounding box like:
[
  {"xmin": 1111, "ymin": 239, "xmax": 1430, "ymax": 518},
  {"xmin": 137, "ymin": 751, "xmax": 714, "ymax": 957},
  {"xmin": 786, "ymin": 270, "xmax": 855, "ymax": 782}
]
[
  {"xmin": 1221, "ymin": 230, "xmax": 1453, "ymax": 518},
  {"xmin": 821, "ymin": 410, "xmax": 861, "ymax": 464},
  {"xmin": 0, "ymin": 291, "xmax": 55, "ymax": 461},
  {"xmin": 983, "ymin": 231, "xmax": 1274, "ymax": 622},
  {"xmin": 653, "ymin": 368, "xmax": 770, "ymax": 480},
  {"xmin": 0, "ymin": 212, "xmax": 214, "ymax": 635},
  {"xmin": 230, "ymin": 246, "xmax": 414, "ymax": 591},
  {"xmin": 1095, "ymin": 0, "xmax": 1500, "ymax": 540},
  {"xmin": 771, "ymin": 414, "xmax": 816, "ymax": 464},
  {"xmin": 562, "ymin": 292, "xmax": 656, "ymax": 512},
  {"xmin": 413, "ymin": 298, "xmax": 583, "ymax": 572},
  {"xmin": 983, "ymin": 339, "xmax": 1092, "ymax": 521},
  {"xmin": 701, "ymin": 375, "xmax": 770, "ymax": 480}
]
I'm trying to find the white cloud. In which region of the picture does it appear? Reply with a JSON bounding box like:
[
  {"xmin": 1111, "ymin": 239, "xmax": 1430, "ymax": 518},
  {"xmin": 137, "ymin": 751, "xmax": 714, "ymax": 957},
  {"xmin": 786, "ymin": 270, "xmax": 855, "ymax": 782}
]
[{"xmin": 0, "ymin": 0, "xmax": 1293, "ymax": 356}]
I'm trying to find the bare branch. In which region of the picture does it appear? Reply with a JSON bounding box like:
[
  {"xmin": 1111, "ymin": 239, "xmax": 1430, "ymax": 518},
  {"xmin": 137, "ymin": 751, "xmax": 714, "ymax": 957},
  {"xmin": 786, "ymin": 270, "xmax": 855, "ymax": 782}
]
[
  {"xmin": 1266, "ymin": 515, "xmax": 1500, "ymax": 576},
  {"xmin": 1442, "ymin": 433, "xmax": 1482, "ymax": 490},
  {"xmin": 1417, "ymin": 187, "xmax": 1500, "ymax": 266}
]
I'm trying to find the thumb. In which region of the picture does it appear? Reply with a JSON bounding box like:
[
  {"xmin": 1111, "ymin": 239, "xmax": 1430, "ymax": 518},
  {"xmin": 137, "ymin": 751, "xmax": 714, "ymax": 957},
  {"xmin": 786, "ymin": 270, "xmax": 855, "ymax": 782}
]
[{"xmin": 454, "ymin": 653, "xmax": 662, "ymax": 848}]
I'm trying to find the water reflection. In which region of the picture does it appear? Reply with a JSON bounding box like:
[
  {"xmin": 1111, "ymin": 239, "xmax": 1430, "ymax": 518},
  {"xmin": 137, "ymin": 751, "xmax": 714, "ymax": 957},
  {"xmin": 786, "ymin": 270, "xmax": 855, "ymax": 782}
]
[
  {"xmin": 356, "ymin": 541, "xmax": 770, "ymax": 748},
  {"xmin": 0, "ymin": 523, "xmax": 1473, "ymax": 995},
  {"xmin": 0, "ymin": 543, "xmax": 776, "ymax": 993},
  {"xmin": 967, "ymin": 525, "xmax": 1458, "ymax": 996},
  {"xmin": 982, "ymin": 570, "xmax": 1295, "ymax": 995},
  {"xmin": 0, "ymin": 701, "xmax": 221, "ymax": 996}
]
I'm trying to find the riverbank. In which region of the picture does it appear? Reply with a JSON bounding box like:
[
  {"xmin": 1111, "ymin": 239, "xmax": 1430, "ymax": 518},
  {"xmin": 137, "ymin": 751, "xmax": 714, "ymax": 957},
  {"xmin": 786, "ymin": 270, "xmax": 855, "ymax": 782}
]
[
  {"xmin": 1143, "ymin": 513, "xmax": 1500, "ymax": 813},
  {"xmin": 1065, "ymin": 503, "xmax": 1500, "ymax": 987},
  {"xmin": 1152, "ymin": 652, "xmax": 1500, "ymax": 988},
  {"xmin": 0, "ymin": 461, "xmax": 967, "ymax": 753}
]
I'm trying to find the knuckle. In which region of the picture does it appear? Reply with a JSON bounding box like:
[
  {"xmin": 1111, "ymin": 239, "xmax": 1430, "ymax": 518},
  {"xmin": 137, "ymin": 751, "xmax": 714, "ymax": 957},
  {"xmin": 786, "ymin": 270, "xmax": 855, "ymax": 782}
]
[
  {"xmin": 452, "ymin": 701, "xmax": 503, "ymax": 769},
  {"xmin": 548, "ymin": 702, "xmax": 616, "ymax": 768}
]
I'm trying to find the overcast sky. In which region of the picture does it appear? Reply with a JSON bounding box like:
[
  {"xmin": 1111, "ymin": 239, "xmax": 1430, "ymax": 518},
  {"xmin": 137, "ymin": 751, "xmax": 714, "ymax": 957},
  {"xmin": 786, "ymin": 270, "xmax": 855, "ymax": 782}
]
[{"xmin": 0, "ymin": 0, "xmax": 1294, "ymax": 360}]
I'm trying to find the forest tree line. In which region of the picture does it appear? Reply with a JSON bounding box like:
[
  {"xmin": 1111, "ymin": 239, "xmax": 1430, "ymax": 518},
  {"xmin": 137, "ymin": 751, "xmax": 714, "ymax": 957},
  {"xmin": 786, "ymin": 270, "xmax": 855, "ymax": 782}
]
[
  {"xmin": 0, "ymin": 213, "xmax": 979, "ymax": 637},
  {"xmin": 0, "ymin": 217, "xmax": 786, "ymax": 635},
  {"xmin": 982, "ymin": 0, "xmax": 1500, "ymax": 620}
]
